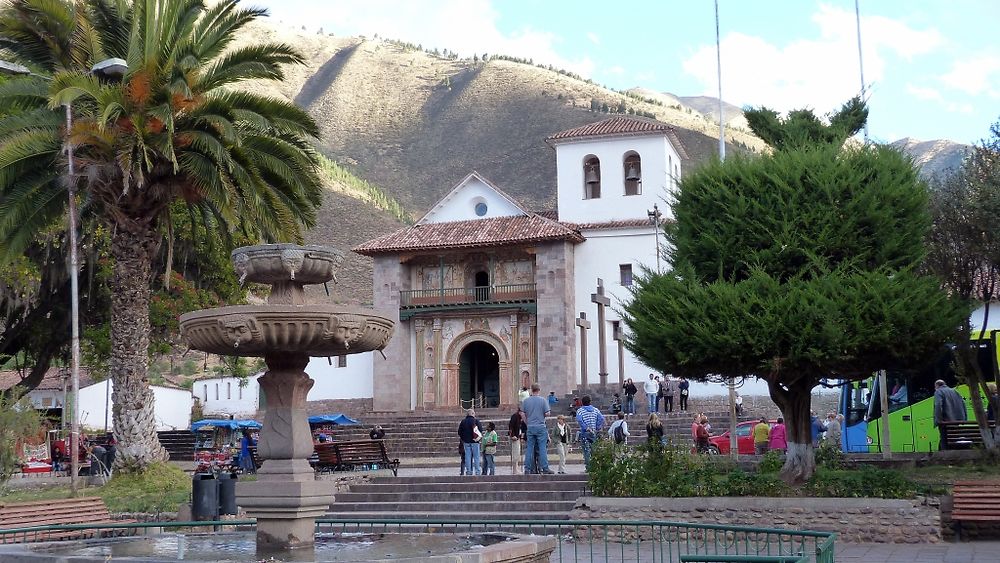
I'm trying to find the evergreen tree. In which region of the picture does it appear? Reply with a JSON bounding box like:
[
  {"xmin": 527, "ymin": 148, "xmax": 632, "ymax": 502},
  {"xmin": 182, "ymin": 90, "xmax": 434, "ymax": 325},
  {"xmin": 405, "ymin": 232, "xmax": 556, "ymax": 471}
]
[{"xmin": 623, "ymin": 100, "xmax": 964, "ymax": 482}]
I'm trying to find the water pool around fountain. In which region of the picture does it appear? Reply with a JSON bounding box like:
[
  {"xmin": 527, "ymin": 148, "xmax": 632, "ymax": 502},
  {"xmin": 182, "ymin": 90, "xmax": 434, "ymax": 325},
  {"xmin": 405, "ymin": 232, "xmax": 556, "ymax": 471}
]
[{"xmin": 0, "ymin": 531, "xmax": 557, "ymax": 562}]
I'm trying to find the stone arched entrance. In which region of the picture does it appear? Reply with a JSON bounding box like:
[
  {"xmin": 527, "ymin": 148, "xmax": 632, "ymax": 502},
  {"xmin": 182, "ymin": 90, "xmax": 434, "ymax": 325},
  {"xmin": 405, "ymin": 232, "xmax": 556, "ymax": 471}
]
[
  {"xmin": 443, "ymin": 330, "xmax": 511, "ymax": 408},
  {"xmin": 459, "ymin": 341, "xmax": 500, "ymax": 407}
]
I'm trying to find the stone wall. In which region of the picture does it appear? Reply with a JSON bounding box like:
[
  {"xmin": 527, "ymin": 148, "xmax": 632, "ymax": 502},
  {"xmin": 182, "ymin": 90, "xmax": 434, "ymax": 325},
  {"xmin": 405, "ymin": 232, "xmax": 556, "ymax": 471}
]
[
  {"xmin": 535, "ymin": 240, "xmax": 576, "ymax": 397},
  {"xmin": 371, "ymin": 255, "xmax": 412, "ymax": 411},
  {"xmin": 572, "ymin": 496, "xmax": 942, "ymax": 543}
]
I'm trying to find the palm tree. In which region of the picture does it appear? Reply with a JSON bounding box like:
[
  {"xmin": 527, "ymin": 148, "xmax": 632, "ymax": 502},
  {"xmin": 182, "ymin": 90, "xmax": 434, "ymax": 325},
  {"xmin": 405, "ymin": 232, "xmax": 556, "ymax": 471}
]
[{"xmin": 0, "ymin": 0, "xmax": 323, "ymax": 472}]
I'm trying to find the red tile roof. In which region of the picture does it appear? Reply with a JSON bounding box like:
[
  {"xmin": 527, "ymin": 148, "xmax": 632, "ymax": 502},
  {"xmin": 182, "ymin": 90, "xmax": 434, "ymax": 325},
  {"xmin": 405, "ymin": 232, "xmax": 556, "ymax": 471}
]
[
  {"xmin": 353, "ymin": 214, "xmax": 585, "ymax": 255},
  {"xmin": 0, "ymin": 367, "xmax": 94, "ymax": 392},
  {"xmin": 547, "ymin": 116, "xmax": 690, "ymax": 159},
  {"xmin": 569, "ymin": 218, "xmax": 666, "ymax": 230}
]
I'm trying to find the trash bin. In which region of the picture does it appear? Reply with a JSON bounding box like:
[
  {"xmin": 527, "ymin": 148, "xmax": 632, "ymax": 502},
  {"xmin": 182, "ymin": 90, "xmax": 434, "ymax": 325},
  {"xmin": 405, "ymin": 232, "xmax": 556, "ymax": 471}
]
[
  {"xmin": 191, "ymin": 473, "xmax": 219, "ymax": 521},
  {"xmin": 218, "ymin": 471, "xmax": 238, "ymax": 515}
]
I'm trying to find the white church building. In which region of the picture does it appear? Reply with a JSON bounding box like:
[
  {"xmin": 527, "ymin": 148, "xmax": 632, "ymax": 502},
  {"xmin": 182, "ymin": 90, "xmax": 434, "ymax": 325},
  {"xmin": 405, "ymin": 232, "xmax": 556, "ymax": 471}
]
[{"xmin": 350, "ymin": 116, "xmax": 688, "ymax": 411}]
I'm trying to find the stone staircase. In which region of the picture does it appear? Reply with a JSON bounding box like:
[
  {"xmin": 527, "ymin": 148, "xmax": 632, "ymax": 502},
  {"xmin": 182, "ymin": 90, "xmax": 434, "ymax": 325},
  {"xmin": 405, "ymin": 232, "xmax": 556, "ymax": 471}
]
[
  {"xmin": 323, "ymin": 408, "xmax": 750, "ymax": 461},
  {"xmin": 326, "ymin": 474, "xmax": 588, "ymax": 520},
  {"xmin": 158, "ymin": 430, "xmax": 196, "ymax": 461}
]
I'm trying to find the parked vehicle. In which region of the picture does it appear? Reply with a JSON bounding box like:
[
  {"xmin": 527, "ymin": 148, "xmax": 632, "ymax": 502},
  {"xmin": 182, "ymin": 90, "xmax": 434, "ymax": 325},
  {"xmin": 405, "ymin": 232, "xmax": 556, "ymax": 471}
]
[{"xmin": 708, "ymin": 420, "xmax": 777, "ymax": 455}]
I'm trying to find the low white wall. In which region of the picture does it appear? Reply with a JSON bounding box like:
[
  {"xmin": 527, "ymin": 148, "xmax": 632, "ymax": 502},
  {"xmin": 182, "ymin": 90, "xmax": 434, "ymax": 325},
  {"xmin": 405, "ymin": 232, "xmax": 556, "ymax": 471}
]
[
  {"xmin": 195, "ymin": 374, "xmax": 260, "ymax": 418},
  {"xmin": 79, "ymin": 380, "xmax": 192, "ymax": 432},
  {"xmin": 307, "ymin": 352, "xmax": 374, "ymax": 400}
]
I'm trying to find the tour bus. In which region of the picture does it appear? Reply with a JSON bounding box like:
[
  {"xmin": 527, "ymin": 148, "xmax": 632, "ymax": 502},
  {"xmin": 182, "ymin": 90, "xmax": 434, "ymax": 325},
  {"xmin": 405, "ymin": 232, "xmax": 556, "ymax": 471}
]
[{"xmin": 838, "ymin": 334, "xmax": 999, "ymax": 453}]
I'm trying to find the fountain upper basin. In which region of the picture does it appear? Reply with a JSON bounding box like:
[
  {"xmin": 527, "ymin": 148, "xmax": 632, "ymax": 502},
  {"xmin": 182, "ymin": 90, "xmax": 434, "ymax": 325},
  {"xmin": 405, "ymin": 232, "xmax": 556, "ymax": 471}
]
[
  {"xmin": 179, "ymin": 305, "xmax": 394, "ymax": 357},
  {"xmin": 231, "ymin": 243, "xmax": 344, "ymax": 285}
]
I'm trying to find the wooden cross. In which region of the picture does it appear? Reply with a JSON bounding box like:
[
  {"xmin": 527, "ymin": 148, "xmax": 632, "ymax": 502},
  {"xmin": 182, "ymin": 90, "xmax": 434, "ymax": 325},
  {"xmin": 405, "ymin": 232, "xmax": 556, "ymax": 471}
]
[
  {"xmin": 575, "ymin": 312, "xmax": 591, "ymax": 388},
  {"xmin": 612, "ymin": 322, "xmax": 625, "ymax": 387},
  {"xmin": 591, "ymin": 278, "xmax": 611, "ymax": 386}
]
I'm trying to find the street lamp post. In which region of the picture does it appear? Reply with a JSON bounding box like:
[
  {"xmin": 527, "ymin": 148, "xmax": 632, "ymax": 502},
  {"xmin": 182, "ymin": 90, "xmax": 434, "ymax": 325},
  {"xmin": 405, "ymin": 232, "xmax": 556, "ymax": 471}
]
[
  {"xmin": 0, "ymin": 58, "xmax": 126, "ymax": 494},
  {"xmin": 646, "ymin": 203, "xmax": 662, "ymax": 274}
]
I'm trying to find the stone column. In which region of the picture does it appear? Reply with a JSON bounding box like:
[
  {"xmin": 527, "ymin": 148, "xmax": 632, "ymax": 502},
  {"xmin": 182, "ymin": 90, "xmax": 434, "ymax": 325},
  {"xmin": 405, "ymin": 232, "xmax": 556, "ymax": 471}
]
[
  {"xmin": 415, "ymin": 320, "xmax": 425, "ymax": 411},
  {"xmin": 613, "ymin": 322, "xmax": 625, "ymax": 387},
  {"xmin": 591, "ymin": 279, "xmax": 611, "ymax": 387},
  {"xmin": 508, "ymin": 313, "xmax": 519, "ymax": 406},
  {"xmin": 576, "ymin": 312, "xmax": 591, "ymax": 389},
  {"xmin": 237, "ymin": 352, "xmax": 333, "ymax": 551},
  {"xmin": 433, "ymin": 318, "xmax": 443, "ymax": 406}
]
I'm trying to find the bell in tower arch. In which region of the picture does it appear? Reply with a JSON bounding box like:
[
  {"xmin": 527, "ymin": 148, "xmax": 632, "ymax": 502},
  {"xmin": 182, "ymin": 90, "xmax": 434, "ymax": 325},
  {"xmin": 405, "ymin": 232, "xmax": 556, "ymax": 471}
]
[
  {"xmin": 585, "ymin": 165, "xmax": 600, "ymax": 185},
  {"xmin": 625, "ymin": 163, "xmax": 641, "ymax": 182}
]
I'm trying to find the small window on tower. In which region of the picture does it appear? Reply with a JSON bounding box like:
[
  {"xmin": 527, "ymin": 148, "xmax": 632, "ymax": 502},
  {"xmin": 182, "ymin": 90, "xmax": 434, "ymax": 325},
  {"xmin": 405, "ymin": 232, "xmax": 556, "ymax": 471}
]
[
  {"xmin": 338, "ymin": 355, "xmax": 347, "ymax": 368},
  {"xmin": 620, "ymin": 264, "xmax": 633, "ymax": 287},
  {"xmin": 475, "ymin": 202, "xmax": 488, "ymax": 216}
]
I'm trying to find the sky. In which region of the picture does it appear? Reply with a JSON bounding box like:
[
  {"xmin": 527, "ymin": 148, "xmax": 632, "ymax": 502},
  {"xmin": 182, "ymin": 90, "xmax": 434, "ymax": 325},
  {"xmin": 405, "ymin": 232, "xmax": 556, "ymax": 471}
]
[{"xmin": 254, "ymin": 0, "xmax": 999, "ymax": 145}]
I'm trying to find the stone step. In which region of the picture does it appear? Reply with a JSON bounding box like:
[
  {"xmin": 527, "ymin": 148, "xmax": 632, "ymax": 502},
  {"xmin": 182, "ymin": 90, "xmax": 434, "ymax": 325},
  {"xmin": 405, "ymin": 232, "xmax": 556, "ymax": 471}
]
[
  {"xmin": 322, "ymin": 511, "xmax": 573, "ymax": 522},
  {"xmin": 335, "ymin": 490, "xmax": 581, "ymax": 503},
  {"xmin": 369, "ymin": 474, "xmax": 587, "ymax": 485},
  {"xmin": 348, "ymin": 481, "xmax": 586, "ymax": 494},
  {"xmin": 329, "ymin": 500, "xmax": 577, "ymax": 513}
]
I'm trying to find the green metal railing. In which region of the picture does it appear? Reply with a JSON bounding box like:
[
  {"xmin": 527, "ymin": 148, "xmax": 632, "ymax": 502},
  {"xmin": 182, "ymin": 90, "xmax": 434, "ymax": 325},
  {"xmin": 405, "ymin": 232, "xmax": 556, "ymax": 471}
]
[
  {"xmin": 400, "ymin": 283, "xmax": 537, "ymax": 308},
  {"xmin": 0, "ymin": 517, "xmax": 835, "ymax": 562}
]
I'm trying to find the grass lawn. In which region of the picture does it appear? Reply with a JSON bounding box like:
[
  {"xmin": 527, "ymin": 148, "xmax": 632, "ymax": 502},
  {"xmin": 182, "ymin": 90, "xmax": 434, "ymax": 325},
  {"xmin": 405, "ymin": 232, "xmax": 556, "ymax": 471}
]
[{"xmin": 0, "ymin": 462, "xmax": 190, "ymax": 514}]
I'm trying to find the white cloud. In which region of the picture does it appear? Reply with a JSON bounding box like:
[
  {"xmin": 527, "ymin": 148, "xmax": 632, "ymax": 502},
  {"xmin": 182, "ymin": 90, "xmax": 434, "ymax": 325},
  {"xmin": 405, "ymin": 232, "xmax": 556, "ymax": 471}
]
[
  {"xmin": 265, "ymin": 0, "xmax": 595, "ymax": 78},
  {"xmin": 681, "ymin": 3, "xmax": 943, "ymax": 114},
  {"xmin": 608, "ymin": 65, "xmax": 625, "ymax": 76},
  {"xmin": 906, "ymin": 84, "xmax": 942, "ymax": 101},
  {"xmin": 586, "ymin": 32, "xmax": 600, "ymax": 46},
  {"xmin": 940, "ymin": 55, "xmax": 1000, "ymax": 97}
]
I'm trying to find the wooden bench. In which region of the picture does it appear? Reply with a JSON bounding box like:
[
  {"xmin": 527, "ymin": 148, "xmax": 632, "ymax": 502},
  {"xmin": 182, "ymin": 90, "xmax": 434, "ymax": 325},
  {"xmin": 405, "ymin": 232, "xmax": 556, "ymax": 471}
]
[
  {"xmin": 0, "ymin": 497, "xmax": 135, "ymax": 544},
  {"xmin": 951, "ymin": 480, "xmax": 1000, "ymax": 540},
  {"xmin": 312, "ymin": 442, "xmax": 342, "ymax": 473},
  {"xmin": 940, "ymin": 421, "xmax": 996, "ymax": 449},
  {"xmin": 312, "ymin": 440, "xmax": 399, "ymax": 476}
]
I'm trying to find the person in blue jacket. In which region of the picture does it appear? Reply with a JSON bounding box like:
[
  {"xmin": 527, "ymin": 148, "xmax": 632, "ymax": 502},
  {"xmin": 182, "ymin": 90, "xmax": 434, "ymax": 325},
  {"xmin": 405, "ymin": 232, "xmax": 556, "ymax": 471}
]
[{"xmin": 810, "ymin": 413, "xmax": 826, "ymax": 448}]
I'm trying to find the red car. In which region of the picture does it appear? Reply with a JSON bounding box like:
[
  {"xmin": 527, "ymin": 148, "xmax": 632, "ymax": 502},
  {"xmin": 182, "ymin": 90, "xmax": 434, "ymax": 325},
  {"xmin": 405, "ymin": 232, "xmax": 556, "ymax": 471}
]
[{"xmin": 708, "ymin": 420, "xmax": 776, "ymax": 455}]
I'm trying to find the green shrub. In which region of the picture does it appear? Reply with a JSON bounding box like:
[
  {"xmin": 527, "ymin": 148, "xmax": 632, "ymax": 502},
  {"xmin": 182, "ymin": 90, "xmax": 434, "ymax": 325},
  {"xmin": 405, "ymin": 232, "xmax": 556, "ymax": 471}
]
[
  {"xmin": 99, "ymin": 462, "xmax": 190, "ymax": 514},
  {"xmin": 757, "ymin": 450, "xmax": 784, "ymax": 473},
  {"xmin": 805, "ymin": 466, "xmax": 917, "ymax": 499},
  {"xmin": 815, "ymin": 442, "xmax": 847, "ymax": 469}
]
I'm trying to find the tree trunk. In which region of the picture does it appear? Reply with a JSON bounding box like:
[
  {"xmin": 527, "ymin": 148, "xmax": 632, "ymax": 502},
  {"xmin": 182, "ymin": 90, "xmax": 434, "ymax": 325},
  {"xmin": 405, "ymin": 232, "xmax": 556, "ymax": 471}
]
[
  {"xmin": 769, "ymin": 377, "xmax": 815, "ymax": 484},
  {"xmin": 109, "ymin": 224, "xmax": 168, "ymax": 472}
]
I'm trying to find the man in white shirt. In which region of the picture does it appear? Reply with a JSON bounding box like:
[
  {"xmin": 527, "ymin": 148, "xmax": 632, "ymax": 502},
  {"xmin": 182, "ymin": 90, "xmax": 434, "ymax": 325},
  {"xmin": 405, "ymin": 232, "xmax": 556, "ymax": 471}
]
[{"xmin": 643, "ymin": 374, "xmax": 659, "ymax": 414}]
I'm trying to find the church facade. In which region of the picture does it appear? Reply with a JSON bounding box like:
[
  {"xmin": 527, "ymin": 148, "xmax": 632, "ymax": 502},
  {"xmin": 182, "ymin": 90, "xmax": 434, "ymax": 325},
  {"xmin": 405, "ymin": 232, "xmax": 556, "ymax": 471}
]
[{"xmin": 354, "ymin": 117, "xmax": 687, "ymax": 412}]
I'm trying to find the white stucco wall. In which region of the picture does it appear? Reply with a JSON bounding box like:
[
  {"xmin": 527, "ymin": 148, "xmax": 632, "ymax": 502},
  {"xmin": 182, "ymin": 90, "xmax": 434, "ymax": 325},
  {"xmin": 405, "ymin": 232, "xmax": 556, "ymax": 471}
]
[
  {"xmin": 307, "ymin": 352, "xmax": 375, "ymax": 401},
  {"xmin": 78, "ymin": 380, "xmax": 192, "ymax": 432},
  {"xmin": 26, "ymin": 389, "xmax": 64, "ymax": 410},
  {"xmin": 195, "ymin": 374, "xmax": 261, "ymax": 418},
  {"xmin": 554, "ymin": 135, "xmax": 681, "ymax": 224},
  {"xmin": 419, "ymin": 174, "xmax": 524, "ymax": 224}
]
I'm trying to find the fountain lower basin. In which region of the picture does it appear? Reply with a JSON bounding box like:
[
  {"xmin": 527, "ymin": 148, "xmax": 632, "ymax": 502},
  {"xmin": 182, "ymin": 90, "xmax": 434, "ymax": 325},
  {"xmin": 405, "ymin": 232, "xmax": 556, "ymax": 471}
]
[
  {"xmin": 179, "ymin": 305, "xmax": 394, "ymax": 357},
  {"xmin": 0, "ymin": 531, "xmax": 557, "ymax": 562}
]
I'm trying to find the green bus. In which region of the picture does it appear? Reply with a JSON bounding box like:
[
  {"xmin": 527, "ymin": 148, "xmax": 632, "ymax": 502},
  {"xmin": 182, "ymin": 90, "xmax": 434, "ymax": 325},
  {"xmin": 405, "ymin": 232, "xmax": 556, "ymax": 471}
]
[{"xmin": 839, "ymin": 333, "xmax": 999, "ymax": 453}]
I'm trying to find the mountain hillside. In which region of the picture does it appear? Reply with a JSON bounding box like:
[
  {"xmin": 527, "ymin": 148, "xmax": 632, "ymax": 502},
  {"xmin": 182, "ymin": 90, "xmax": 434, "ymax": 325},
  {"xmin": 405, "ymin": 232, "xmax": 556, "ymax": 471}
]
[
  {"xmin": 234, "ymin": 20, "xmax": 968, "ymax": 304},
  {"xmin": 890, "ymin": 137, "xmax": 970, "ymax": 179}
]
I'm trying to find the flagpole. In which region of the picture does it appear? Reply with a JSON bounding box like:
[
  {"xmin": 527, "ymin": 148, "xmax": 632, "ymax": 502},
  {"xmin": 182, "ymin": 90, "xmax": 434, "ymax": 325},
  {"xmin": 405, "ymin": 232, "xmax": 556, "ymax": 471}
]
[
  {"xmin": 855, "ymin": 0, "xmax": 869, "ymax": 143},
  {"xmin": 715, "ymin": 0, "xmax": 725, "ymax": 160}
]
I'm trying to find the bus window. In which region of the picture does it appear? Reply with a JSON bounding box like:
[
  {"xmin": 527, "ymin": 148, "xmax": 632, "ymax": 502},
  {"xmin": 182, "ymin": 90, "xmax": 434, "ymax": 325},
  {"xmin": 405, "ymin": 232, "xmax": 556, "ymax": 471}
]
[{"xmin": 844, "ymin": 380, "xmax": 870, "ymax": 427}]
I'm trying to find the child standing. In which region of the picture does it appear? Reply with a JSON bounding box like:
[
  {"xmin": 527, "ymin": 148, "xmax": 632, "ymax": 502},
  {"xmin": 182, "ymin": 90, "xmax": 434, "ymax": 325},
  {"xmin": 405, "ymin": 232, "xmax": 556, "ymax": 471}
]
[{"xmin": 481, "ymin": 422, "xmax": 499, "ymax": 475}]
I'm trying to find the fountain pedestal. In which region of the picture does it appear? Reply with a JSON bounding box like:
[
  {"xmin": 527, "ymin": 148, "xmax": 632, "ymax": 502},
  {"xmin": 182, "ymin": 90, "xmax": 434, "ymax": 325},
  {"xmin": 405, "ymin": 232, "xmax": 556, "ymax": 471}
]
[
  {"xmin": 179, "ymin": 244, "xmax": 395, "ymax": 552},
  {"xmin": 236, "ymin": 353, "xmax": 331, "ymax": 550}
]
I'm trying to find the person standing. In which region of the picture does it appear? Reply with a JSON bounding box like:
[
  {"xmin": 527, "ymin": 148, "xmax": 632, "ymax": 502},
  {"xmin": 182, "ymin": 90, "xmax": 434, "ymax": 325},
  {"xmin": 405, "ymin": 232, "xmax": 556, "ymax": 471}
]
[
  {"xmin": 575, "ymin": 395, "xmax": 606, "ymax": 471},
  {"xmin": 695, "ymin": 415, "xmax": 711, "ymax": 454},
  {"xmin": 552, "ymin": 415, "xmax": 571, "ymax": 474},
  {"xmin": 623, "ymin": 378, "xmax": 638, "ymax": 415},
  {"xmin": 522, "ymin": 383, "xmax": 554, "ymax": 474},
  {"xmin": 518, "ymin": 386, "xmax": 530, "ymax": 404},
  {"xmin": 609, "ymin": 412, "xmax": 630, "ymax": 445},
  {"xmin": 810, "ymin": 413, "xmax": 825, "ymax": 448},
  {"xmin": 481, "ymin": 422, "xmax": 499, "ymax": 475},
  {"xmin": 753, "ymin": 418, "xmax": 770, "ymax": 455},
  {"xmin": 548, "ymin": 391, "xmax": 559, "ymax": 408},
  {"xmin": 690, "ymin": 412, "xmax": 702, "ymax": 451},
  {"xmin": 239, "ymin": 429, "xmax": 256, "ymax": 474},
  {"xmin": 458, "ymin": 409, "xmax": 483, "ymax": 476},
  {"xmin": 663, "ymin": 377, "xmax": 675, "ymax": 413},
  {"xmin": 646, "ymin": 413, "xmax": 665, "ymax": 446},
  {"xmin": 823, "ymin": 413, "xmax": 842, "ymax": 450},
  {"xmin": 768, "ymin": 417, "xmax": 787, "ymax": 453},
  {"xmin": 734, "ymin": 393, "xmax": 744, "ymax": 416},
  {"xmin": 934, "ymin": 379, "xmax": 968, "ymax": 449},
  {"xmin": 678, "ymin": 378, "xmax": 690, "ymax": 412},
  {"xmin": 644, "ymin": 374, "xmax": 659, "ymax": 414},
  {"xmin": 508, "ymin": 408, "xmax": 525, "ymax": 474}
]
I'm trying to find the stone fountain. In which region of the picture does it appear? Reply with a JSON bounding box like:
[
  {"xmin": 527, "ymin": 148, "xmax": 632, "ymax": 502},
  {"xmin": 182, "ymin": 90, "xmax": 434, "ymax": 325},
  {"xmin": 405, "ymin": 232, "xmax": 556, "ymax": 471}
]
[{"xmin": 179, "ymin": 244, "xmax": 394, "ymax": 552}]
